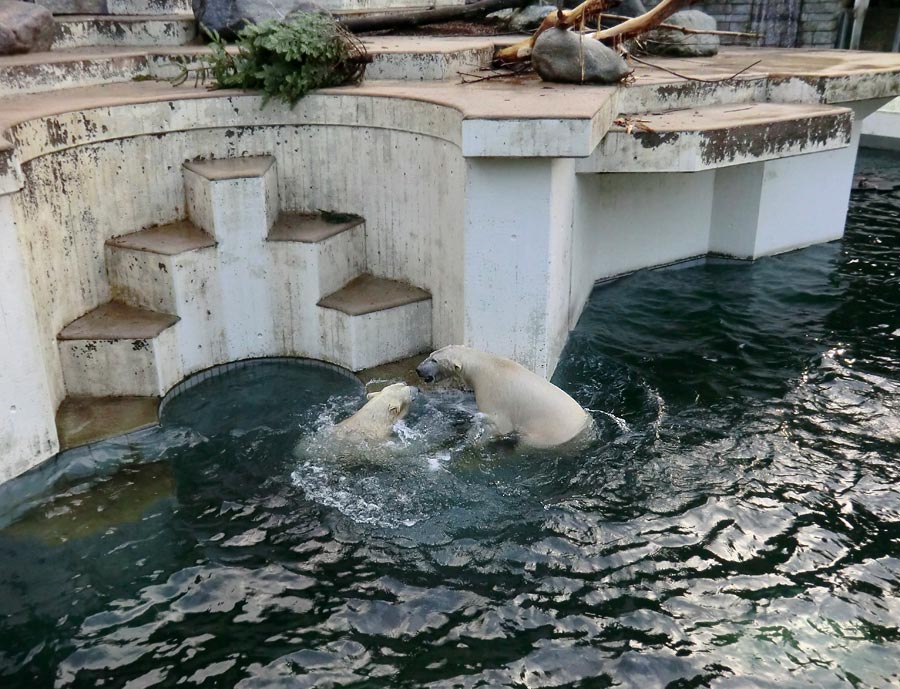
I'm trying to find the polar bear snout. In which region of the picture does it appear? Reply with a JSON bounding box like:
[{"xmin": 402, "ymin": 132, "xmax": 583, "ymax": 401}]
[{"xmin": 415, "ymin": 358, "xmax": 439, "ymax": 383}]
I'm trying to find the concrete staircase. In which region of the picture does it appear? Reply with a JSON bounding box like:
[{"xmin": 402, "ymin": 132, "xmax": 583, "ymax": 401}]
[
  {"xmin": 34, "ymin": 0, "xmax": 197, "ymax": 50},
  {"xmin": 55, "ymin": 154, "xmax": 432, "ymax": 410}
]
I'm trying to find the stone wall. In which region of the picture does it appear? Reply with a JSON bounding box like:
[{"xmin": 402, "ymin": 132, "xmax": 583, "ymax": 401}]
[{"xmin": 685, "ymin": 0, "xmax": 846, "ymax": 48}]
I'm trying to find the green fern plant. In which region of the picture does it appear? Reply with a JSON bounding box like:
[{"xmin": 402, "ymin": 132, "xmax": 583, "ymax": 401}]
[{"xmin": 171, "ymin": 13, "xmax": 369, "ymax": 107}]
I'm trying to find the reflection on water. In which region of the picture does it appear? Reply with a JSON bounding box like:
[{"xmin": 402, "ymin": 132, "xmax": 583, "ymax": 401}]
[{"xmin": 1, "ymin": 149, "xmax": 899, "ymax": 688}]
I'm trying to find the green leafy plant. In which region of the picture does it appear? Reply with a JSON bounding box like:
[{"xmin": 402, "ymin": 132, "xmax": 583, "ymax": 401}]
[{"xmin": 171, "ymin": 13, "xmax": 370, "ymax": 106}]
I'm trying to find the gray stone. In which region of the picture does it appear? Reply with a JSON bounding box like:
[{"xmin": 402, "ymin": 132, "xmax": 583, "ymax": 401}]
[
  {"xmin": 0, "ymin": 1, "xmax": 54, "ymax": 55},
  {"xmin": 486, "ymin": 5, "xmax": 556, "ymax": 33},
  {"xmin": 642, "ymin": 9, "xmax": 720, "ymax": 57},
  {"xmin": 192, "ymin": 0, "xmax": 327, "ymax": 37},
  {"xmin": 532, "ymin": 27, "xmax": 630, "ymax": 84},
  {"xmin": 509, "ymin": 4, "xmax": 557, "ymax": 33}
]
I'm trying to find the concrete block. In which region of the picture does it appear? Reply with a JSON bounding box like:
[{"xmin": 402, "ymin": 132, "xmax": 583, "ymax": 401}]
[
  {"xmin": 317, "ymin": 274, "xmax": 432, "ymax": 370},
  {"xmin": 317, "ymin": 299, "xmax": 432, "ymax": 371},
  {"xmin": 57, "ymin": 302, "xmax": 180, "ymax": 397}
]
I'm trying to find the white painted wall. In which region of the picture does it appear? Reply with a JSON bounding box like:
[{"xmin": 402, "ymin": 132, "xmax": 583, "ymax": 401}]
[
  {"xmin": 861, "ymin": 97, "xmax": 900, "ymax": 151},
  {"xmin": 0, "ymin": 196, "xmax": 58, "ymax": 483}
]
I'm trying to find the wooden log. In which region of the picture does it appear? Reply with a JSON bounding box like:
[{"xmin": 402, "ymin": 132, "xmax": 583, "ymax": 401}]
[{"xmin": 340, "ymin": 0, "xmax": 533, "ymax": 33}]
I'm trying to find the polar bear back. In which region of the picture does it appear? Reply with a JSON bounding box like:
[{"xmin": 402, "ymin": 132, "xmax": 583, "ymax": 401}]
[{"xmin": 459, "ymin": 350, "xmax": 591, "ymax": 448}]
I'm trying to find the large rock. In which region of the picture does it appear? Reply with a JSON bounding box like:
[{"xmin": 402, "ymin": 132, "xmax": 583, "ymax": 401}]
[
  {"xmin": 486, "ymin": 5, "xmax": 557, "ymax": 33},
  {"xmin": 532, "ymin": 28, "xmax": 630, "ymax": 85},
  {"xmin": 192, "ymin": 0, "xmax": 325, "ymax": 37},
  {"xmin": 642, "ymin": 9, "xmax": 719, "ymax": 57},
  {"xmin": 0, "ymin": 1, "xmax": 54, "ymax": 55}
]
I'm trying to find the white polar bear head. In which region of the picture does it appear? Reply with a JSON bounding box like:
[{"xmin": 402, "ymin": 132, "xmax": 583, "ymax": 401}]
[
  {"xmin": 362, "ymin": 382, "xmax": 415, "ymax": 424},
  {"xmin": 415, "ymin": 345, "xmax": 467, "ymax": 383}
]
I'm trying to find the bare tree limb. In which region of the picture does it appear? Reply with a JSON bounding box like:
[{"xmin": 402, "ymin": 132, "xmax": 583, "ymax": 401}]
[{"xmin": 593, "ymin": 0, "xmax": 697, "ymax": 40}]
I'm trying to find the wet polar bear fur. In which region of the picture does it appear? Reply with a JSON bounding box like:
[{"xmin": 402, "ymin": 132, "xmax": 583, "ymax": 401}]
[
  {"xmin": 333, "ymin": 382, "xmax": 415, "ymax": 442},
  {"xmin": 415, "ymin": 345, "xmax": 592, "ymax": 449}
]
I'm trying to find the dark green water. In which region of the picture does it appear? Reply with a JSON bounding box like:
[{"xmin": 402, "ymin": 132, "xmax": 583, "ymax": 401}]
[{"xmin": 1, "ymin": 149, "xmax": 899, "ymax": 688}]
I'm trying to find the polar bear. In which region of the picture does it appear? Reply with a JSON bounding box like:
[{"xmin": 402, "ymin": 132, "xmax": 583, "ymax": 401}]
[
  {"xmin": 415, "ymin": 345, "xmax": 592, "ymax": 449},
  {"xmin": 332, "ymin": 382, "xmax": 415, "ymax": 442}
]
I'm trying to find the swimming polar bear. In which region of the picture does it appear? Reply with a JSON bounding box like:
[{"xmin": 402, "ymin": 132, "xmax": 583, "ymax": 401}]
[
  {"xmin": 332, "ymin": 382, "xmax": 415, "ymax": 442},
  {"xmin": 415, "ymin": 345, "xmax": 593, "ymax": 449}
]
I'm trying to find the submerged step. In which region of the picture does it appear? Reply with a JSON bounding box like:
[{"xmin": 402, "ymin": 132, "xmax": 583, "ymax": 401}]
[
  {"xmin": 53, "ymin": 15, "xmax": 196, "ymax": 50},
  {"xmin": 318, "ymin": 274, "xmax": 431, "ymax": 316},
  {"xmin": 56, "ymin": 395, "xmax": 158, "ymax": 450},
  {"xmin": 269, "ymin": 211, "xmax": 364, "ymax": 243}
]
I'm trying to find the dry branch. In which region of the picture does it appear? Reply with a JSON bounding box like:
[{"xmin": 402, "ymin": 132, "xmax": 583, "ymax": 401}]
[
  {"xmin": 593, "ymin": 0, "xmax": 696, "ymax": 40},
  {"xmin": 495, "ymin": 0, "xmax": 699, "ymax": 64},
  {"xmin": 597, "ymin": 13, "xmax": 759, "ymax": 39}
]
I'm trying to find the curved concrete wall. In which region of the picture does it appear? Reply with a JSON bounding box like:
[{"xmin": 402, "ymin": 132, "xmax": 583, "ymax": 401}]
[{"xmin": 6, "ymin": 94, "xmax": 465, "ymax": 441}]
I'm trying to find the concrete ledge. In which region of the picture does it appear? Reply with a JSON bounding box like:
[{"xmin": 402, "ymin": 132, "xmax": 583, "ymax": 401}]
[
  {"xmin": 107, "ymin": 220, "xmax": 215, "ymax": 255},
  {"xmin": 183, "ymin": 155, "xmax": 276, "ymax": 181},
  {"xmin": 318, "ymin": 274, "xmax": 431, "ymax": 316},
  {"xmin": 58, "ymin": 301, "xmax": 178, "ymax": 340},
  {"xmin": 53, "ymin": 15, "xmax": 197, "ymax": 50},
  {"xmin": 581, "ymin": 102, "xmax": 853, "ymax": 173},
  {"xmin": 268, "ymin": 212, "xmax": 364, "ymax": 243}
]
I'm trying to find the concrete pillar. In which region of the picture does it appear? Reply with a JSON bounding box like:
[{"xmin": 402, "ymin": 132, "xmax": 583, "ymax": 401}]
[
  {"xmin": 710, "ymin": 100, "xmax": 884, "ymax": 259},
  {"xmin": 183, "ymin": 157, "xmax": 280, "ymax": 362},
  {"xmin": 0, "ymin": 195, "xmax": 59, "ymax": 483},
  {"xmin": 463, "ymin": 158, "xmax": 575, "ymax": 378}
]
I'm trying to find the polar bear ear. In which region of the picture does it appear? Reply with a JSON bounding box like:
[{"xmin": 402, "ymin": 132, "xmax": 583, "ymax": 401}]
[
  {"xmin": 452, "ymin": 360, "xmax": 462, "ymax": 371},
  {"xmin": 366, "ymin": 391, "xmax": 379, "ymax": 400},
  {"xmin": 388, "ymin": 403, "xmax": 401, "ymax": 415}
]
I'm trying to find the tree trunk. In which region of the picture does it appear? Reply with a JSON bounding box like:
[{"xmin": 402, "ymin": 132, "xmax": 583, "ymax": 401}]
[{"xmin": 340, "ymin": 0, "xmax": 533, "ymax": 33}]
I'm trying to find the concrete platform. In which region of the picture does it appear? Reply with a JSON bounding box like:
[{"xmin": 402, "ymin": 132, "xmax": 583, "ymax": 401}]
[
  {"xmin": 318, "ymin": 274, "xmax": 431, "ymax": 316},
  {"xmin": 107, "ymin": 220, "xmax": 216, "ymax": 255},
  {"xmin": 269, "ymin": 212, "xmax": 365, "ymax": 243},
  {"xmin": 58, "ymin": 301, "xmax": 179, "ymax": 340}
]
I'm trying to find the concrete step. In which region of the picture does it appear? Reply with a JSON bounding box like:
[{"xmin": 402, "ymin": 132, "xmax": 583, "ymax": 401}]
[
  {"xmin": 56, "ymin": 395, "xmax": 159, "ymax": 450},
  {"xmin": 269, "ymin": 211, "xmax": 366, "ymax": 300},
  {"xmin": 106, "ymin": 220, "xmax": 217, "ymax": 313},
  {"xmin": 317, "ymin": 274, "xmax": 432, "ymax": 371},
  {"xmin": 53, "ymin": 15, "xmax": 196, "ymax": 49},
  {"xmin": 37, "ymin": 0, "xmax": 192, "ymax": 14},
  {"xmin": 581, "ymin": 101, "xmax": 854, "ymax": 173},
  {"xmin": 57, "ymin": 301, "xmax": 180, "ymax": 397}
]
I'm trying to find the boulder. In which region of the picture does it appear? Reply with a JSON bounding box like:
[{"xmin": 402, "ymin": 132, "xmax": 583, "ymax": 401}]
[
  {"xmin": 192, "ymin": 0, "xmax": 326, "ymax": 37},
  {"xmin": 509, "ymin": 4, "xmax": 556, "ymax": 33},
  {"xmin": 0, "ymin": 1, "xmax": 54, "ymax": 55},
  {"xmin": 642, "ymin": 9, "xmax": 719, "ymax": 57},
  {"xmin": 532, "ymin": 28, "xmax": 630, "ymax": 85},
  {"xmin": 487, "ymin": 5, "xmax": 556, "ymax": 33}
]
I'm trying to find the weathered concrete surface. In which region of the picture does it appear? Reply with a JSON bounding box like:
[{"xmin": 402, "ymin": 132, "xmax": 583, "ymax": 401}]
[
  {"xmin": 581, "ymin": 102, "xmax": 853, "ymax": 173},
  {"xmin": 0, "ymin": 1, "xmax": 54, "ymax": 55},
  {"xmin": 34, "ymin": 1, "xmax": 193, "ymax": 14},
  {"xmin": 52, "ymin": 15, "xmax": 197, "ymax": 50}
]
